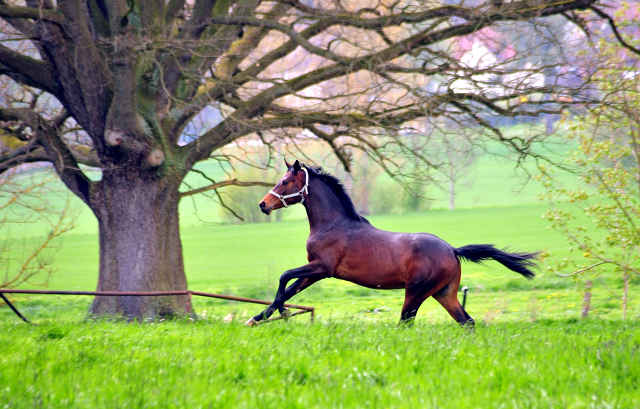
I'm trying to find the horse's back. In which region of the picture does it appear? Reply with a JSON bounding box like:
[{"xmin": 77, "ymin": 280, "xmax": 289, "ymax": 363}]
[
  {"xmin": 316, "ymin": 224, "xmax": 458, "ymax": 289},
  {"xmin": 407, "ymin": 232, "xmax": 458, "ymax": 264},
  {"xmin": 403, "ymin": 232, "xmax": 460, "ymax": 285}
]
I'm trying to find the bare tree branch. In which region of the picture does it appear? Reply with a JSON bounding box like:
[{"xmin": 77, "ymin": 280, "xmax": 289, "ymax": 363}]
[
  {"xmin": 276, "ymin": 0, "xmax": 597, "ymax": 27},
  {"xmin": 0, "ymin": 108, "xmax": 94, "ymax": 205},
  {"xmin": 180, "ymin": 179, "xmax": 272, "ymax": 198},
  {"xmin": 0, "ymin": 45, "xmax": 59, "ymax": 95},
  {"xmin": 182, "ymin": 0, "xmax": 602, "ymax": 166},
  {"xmin": 588, "ymin": 5, "xmax": 640, "ymax": 57},
  {"xmin": 0, "ymin": 4, "xmax": 65, "ymax": 23},
  {"xmin": 554, "ymin": 261, "xmax": 609, "ymax": 277}
]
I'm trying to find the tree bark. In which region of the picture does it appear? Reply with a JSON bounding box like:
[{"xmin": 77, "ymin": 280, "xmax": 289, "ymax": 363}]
[
  {"xmin": 88, "ymin": 167, "xmax": 192, "ymax": 320},
  {"xmin": 449, "ymin": 179, "xmax": 455, "ymax": 211}
]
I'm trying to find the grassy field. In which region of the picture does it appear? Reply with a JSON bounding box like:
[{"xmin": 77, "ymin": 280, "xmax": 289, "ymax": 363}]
[
  {"xmin": 2, "ymin": 203, "xmax": 638, "ymax": 326},
  {"xmin": 1, "ymin": 318, "xmax": 638, "ymax": 408}
]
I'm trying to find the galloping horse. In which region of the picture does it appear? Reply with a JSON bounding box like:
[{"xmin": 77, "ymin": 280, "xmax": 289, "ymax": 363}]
[{"xmin": 245, "ymin": 160, "xmax": 538, "ymax": 327}]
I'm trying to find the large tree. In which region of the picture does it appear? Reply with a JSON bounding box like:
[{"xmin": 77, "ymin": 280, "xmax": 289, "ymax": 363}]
[{"xmin": 0, "ymin": 0, "xmax": 619, "ymax": 319}]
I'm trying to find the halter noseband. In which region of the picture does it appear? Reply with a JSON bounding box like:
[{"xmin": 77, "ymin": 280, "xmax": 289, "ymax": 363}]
[{"xmin": 268, "ymin": 167, "xmax": 309, "ymax": 208}]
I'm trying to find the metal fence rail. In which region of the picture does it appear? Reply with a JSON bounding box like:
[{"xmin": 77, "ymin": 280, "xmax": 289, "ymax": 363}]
[{"xmin": 0, "ymin": 289, "xmax": 314, "ymax": 325}]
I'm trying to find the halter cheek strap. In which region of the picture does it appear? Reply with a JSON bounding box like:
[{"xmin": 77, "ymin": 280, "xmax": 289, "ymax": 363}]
[{"xmin": 268, "ymin": 167, "xmax": 309, "ymax": 208}]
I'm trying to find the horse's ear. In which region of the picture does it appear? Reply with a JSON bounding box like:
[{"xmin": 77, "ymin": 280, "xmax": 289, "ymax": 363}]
[
  {"xmin": 284, "ymin": 159, "xmax": 291, "ymax": 169},
  {"xmin": 292, "ymin": 160, "xmax": 301, "ymax": 174}
]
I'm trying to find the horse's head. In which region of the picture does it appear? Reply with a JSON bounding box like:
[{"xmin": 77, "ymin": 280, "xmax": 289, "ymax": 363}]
[{"xmin": 259, "ymin": 159, "xmax": 308, "ymax": 215}]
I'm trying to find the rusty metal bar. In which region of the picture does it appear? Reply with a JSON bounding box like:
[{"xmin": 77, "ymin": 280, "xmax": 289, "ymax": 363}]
[
  {"xmin": 0, "ymin": 289, "xmax": 315, "ymax": 323},
  {"xmin": 0, "ymin": 293, "xmax": 30, "ymax": 323},
  {"xmin": 189, "ymin": 291, "xmax": 314, "ymax": 311},
  {"xmin": 0, "ymin": 289, "xmax": 313, "ymax": 311},
  {"xmin": 0, "ymin": 289, "xmax": 190, "ymax": 296}
]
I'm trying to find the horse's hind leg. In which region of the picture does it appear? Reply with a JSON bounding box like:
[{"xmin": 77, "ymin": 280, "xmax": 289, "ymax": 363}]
[
  {"xmin": 399, "ymin": 293, "xmax": 427, "ymax": 326},
  {"xmin": 399, "ymin": 282, "xmax": 443, "ymax": 327},
  {"xmin": 432, "ymin": 268, "xmax": 474, "ymax": 327}
]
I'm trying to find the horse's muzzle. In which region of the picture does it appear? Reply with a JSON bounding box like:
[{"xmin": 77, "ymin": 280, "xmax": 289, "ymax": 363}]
[{"xmin": 259, "ymin": 201, "xmax": 271, "ymax": 215}]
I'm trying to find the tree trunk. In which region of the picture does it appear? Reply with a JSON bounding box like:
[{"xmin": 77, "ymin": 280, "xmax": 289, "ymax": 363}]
[
  {"xmin": 88, "ymin": 168, "xmax": 192, "ymax": 320},
  {"xmin": 449, "ymin": 179, "xmax": 455, "ymax": 211}
]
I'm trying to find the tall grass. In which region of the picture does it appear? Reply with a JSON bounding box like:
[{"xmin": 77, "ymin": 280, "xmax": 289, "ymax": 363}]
[{"xmin": 1, "ymin": 318, "xmax": 638, "ymax": 408}]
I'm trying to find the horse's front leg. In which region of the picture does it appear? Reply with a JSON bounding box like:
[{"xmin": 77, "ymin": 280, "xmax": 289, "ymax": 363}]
[
  {"xmin": 247, "ymin": 277, "xmax": 324, "ymax": 324},
  {"xmin": 245, "ymin": 261, "xmax": 326, "ymax": 326}
]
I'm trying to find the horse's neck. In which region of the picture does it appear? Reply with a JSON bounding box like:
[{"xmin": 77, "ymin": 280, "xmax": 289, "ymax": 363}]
[{"xmin": 303, "ymin": 177, "xmax": 352, "ymax": 229}]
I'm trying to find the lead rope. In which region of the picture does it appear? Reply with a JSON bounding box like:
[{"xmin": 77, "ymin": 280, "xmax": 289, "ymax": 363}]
[{"xmin": 268, "ymin": 167, "xmax": 309, "ymax": 208}]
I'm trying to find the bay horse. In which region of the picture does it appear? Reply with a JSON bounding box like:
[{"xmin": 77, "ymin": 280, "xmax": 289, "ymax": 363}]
[{"xmin": 245, "ymin": 160, "xmax": 538, "ymax": 327}]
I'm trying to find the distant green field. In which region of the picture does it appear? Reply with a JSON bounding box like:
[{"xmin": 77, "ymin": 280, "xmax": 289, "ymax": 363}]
[{"xmin": 31, "ymin": 204, "xmax": 577, "ymax": 291}]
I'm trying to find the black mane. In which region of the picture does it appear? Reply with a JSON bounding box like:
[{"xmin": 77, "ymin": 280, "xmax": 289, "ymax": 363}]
[{"xmin": 302, "ymin": 165, "xmax": 370, "ymax": 224}]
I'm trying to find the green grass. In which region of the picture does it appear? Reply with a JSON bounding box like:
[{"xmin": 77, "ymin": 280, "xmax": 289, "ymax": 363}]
[
  {"xmin": 1, "ymin": 318, "xmax": 638, "ymax": 408},
  {"xmin": 3, "ymin": 285, "xmax": 636, "ymax": 326}
]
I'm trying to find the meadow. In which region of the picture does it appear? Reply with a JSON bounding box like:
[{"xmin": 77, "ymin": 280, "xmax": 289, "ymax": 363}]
[
  {"xmin": 2, "ymin": 136, "xmax": 639, "ymax": 408},
  {"xmin": 1, "ymin": 318, "xmax": 639, "ymax": 408}
]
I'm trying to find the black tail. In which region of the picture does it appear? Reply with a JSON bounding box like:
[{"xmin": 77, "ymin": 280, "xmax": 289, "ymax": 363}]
[{"xmin": 454, "ymin": 244, "xmax": 539, "ymax": 280}]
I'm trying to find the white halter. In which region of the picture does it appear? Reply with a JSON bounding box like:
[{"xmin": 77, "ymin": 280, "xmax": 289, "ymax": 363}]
[{"xmin": 268, "ymin": 167, "xmax": 309, "ymax": 208}]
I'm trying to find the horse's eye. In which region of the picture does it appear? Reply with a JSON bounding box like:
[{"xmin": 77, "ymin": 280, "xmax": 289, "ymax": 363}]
[{"xmin": 282, "ymin": 181, "xmax": 288, "ymax": 186}]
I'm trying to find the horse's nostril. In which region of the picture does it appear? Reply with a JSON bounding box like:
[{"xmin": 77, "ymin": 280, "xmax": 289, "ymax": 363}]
[{"xmin": 259, "ymin": 201, "xmax": 265, "ymax": 209}]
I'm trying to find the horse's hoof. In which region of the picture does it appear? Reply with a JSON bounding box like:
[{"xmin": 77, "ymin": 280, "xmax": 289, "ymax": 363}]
[
  {"xmin": 280, "ymin": 308, "xmax": 291, "ymax": 318},
  {"xmin": 244, "ymin": 317, "xmax": 259, "ymax": 327}
]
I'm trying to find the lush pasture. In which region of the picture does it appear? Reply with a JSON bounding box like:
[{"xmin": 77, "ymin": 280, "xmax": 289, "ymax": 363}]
[{"xmin": 1, "ymin": 318, "xmax": 639, "ymax": 408}]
